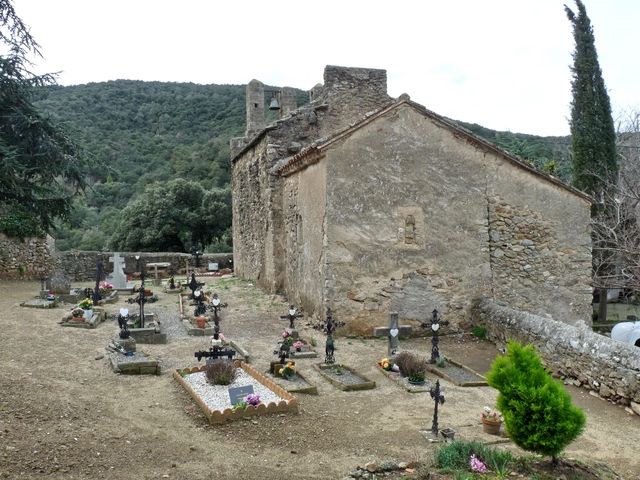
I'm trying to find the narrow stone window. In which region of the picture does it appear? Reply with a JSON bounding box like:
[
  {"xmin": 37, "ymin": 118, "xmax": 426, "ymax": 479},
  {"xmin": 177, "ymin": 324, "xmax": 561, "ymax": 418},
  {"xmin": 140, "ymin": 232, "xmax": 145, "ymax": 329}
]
[{"xmin": 405, "ymin": 215, "xmax": 416, "ymax": 244}]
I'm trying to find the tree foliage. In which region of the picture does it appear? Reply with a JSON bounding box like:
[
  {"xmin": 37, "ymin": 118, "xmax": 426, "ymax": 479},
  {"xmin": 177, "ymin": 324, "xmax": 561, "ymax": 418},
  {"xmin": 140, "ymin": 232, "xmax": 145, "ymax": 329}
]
[
  {"xmin": 0, "ymin": 0, "xmax": 91, "ymax": 235},
  {"xmin": 487, "ymin": 341, "xmax": 586, "ymax": 463},
  {"xmin": 565, "ymin": 0, "xmax": 617, "ymax": 201},
  {"xmin": 109, "ymin": 179, "xmax": 231, "ymax": 252}
]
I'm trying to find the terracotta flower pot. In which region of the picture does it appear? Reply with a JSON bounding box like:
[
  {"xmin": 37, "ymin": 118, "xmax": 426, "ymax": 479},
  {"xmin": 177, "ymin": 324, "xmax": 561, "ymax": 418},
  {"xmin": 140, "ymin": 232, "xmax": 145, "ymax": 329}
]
[
  {"xmin": 195, "ymin": 316, "xmax": 207, "ymax": 329},
  {"xmin": 482, "ymin": 418, "xmax": 502, "ymax": 435}
]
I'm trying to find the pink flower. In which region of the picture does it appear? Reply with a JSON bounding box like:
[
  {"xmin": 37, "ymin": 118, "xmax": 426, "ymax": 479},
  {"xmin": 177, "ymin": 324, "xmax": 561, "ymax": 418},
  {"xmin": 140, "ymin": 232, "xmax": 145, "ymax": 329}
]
[
  {"xmin": 282, "ymin": 331, "xmax": 291, "ymax": 338},
  {"xmin": 469, "ymin": 454, "xmax": 487, "ymax": 473}
]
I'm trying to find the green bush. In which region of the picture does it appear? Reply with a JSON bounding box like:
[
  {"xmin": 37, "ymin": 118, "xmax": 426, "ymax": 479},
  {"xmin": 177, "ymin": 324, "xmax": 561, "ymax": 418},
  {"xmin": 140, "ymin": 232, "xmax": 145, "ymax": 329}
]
[
  {"xmin": 486, "ymin": 341, "xmax": 586, "ymax": 463},
  {"xmin": 471, "ymin": 325, "xmax": 487, "ymax": 340},
  {"xmin": 436, "ymin": 440, "xmax": 512, "ymax": 471}
]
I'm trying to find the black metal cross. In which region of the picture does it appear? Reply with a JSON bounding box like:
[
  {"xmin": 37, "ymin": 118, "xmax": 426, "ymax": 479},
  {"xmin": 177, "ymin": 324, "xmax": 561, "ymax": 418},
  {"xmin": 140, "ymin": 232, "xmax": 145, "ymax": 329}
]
[
  {"xmin": 138, "ymin": 267, "xmax": 146, "ymax": 328},
  {"xmin": 118, "ymin": 308, "xmax": 130, "ymax": 339},
  {"xmin": 324, "ymin": 308, "xmax": 336, "ymax": 364},
  {"xmin": 280, "ymin": 305, "xmax": 303, "ymax": 329},
  {"xmin": 430, "ymin": 379, "xmax": 445, "ymax": 435},
  {"xmin": 421, "ymin": 308, "xmax": 449, "ymax": 364},
  {"xmin": 207, "ymin": 293, "xmax": 227, "ymax": 321},
  {"xmin": 194, "ymin": 348, "xmax": 236, "ymax": 362},
  {"xmin": 92, "ymin": 261, "xmax": 103, "ymax": 305},
  {"xmin": 193, "ymin": 290, "xmax": 207, "ymax": 317},
  {"xmin": 188, "ymin": 273, "xmax": 199, "ymax": 299}
]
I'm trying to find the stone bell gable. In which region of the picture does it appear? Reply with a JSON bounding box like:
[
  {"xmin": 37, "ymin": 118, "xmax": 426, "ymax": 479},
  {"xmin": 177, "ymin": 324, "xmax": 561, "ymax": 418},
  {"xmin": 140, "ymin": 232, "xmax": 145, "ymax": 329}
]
[{"xmin": 231, "ymin": 66, "xmax": 593, "ymax": 330}]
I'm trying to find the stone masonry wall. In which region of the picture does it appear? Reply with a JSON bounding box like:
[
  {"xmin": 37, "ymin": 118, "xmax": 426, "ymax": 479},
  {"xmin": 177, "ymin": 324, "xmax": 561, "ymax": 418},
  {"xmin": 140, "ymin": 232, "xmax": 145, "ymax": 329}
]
[
  {"xmin": 56, "ymin": 251, "xmax": 232, "ymax": 281},
  {"xmin": 0, "ymin": 234, "xmax": 56, "ymax": 279},
  {"xmin": 471, "ymin": 297, "xmax": 640, "ymax": 406}
]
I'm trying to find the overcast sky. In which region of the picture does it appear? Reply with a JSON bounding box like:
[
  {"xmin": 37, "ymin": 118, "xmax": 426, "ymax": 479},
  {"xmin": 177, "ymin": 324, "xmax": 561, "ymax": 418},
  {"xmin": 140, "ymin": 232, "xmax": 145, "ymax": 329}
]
[{"xmin": 15, "ymin": 0, "xmax": 640, "ymax": 136}]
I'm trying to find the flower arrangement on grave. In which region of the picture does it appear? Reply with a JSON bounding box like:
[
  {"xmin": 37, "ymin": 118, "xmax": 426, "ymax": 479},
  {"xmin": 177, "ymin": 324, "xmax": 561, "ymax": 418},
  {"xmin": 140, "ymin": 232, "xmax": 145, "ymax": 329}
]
[
  {"xmin": 278, "ymin": 361, "xmax": 296, "ymax": 379},
  {"xmin": 78, "ymin": 298, "xmax": 93, "ymax": 310},
  {"xmin": 245, "ymin": 393, "xmax": 261, "ymax": 407},
  {"xmin": 292, "ymin": 340, "xmax": 304, "ymax": 352},
  {"xmin": 481, "ymin": 406, "xmax": 503, "ymax": 424},
  {"xmin": 378, "ymin": 357, "xmax": 400, "ymax": 372},
  {"xmin": 281, "ymin": 330, "xmax": 294, "ymax": 346},
  {"xmin": 98, "ymin": 281, "xmax": 113, "ymax": 297},
  {"xmin": 71, "ymin": 307, "xmax": 84, "ymax": 319}
]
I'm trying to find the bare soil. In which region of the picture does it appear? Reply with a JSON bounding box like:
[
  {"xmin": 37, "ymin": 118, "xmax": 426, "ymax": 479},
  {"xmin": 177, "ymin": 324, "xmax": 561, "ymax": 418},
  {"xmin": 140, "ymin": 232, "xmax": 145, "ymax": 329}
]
[{"xmin": 0, "ymin": 278, "xmax": 638, "ymax": 480}]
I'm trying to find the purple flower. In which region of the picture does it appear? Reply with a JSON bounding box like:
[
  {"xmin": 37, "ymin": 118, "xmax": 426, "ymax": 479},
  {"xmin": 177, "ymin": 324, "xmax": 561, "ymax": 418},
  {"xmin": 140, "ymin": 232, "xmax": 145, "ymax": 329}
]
[
  {"xmin": 245, "ymin": 393, "xmax": 261, "ymax": 406},
  {"xmin": 469, "ymin": 454, "xmax": 487, "ymax": 473}
]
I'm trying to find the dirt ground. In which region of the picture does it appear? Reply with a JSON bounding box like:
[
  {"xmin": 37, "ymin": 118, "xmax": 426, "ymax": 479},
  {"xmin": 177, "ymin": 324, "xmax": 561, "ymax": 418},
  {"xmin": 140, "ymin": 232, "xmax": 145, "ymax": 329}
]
[{"xmin": 0, "ymin": 278, "xmax": 638, "ymax": 480}]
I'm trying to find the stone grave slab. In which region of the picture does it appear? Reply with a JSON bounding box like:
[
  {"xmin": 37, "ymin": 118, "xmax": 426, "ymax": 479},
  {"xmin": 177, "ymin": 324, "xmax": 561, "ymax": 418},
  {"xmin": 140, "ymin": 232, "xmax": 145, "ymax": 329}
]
[
  {"xmin": 287, "ymin": 336, "xmax": 318, "ymax": 359},
  {"xmin": 108, "ymin": 351, "xmax": 160, "ymax": 375},
  {"xmin": 314, "ymin": 363, "xmax": 376, "ymax": 391},
  {"xmin": 425, "ymin": 357, "xmax": 488, "ymax": 387},
  {"xmin": 270, "ymin": 371, "xmax": 318, "ymax": 395},
  {"xmin": 377, "ymin": 366, "xmax": 431, "ymax": 393},
  {"xmin": 20, "ymin": 298, "xmax": 59, "ymax": 309},
  {"xmin": 60, "ymin": 308, "xmax": 106, "ymax": 329},
  {"xmin": 46, "ymin": 269, "xmax": 70, "ymax": 295}
]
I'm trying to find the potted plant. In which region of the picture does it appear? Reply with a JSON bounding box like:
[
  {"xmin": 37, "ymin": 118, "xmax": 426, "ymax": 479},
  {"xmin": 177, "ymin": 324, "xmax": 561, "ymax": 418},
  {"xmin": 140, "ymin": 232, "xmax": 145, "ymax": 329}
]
[
  {"xmin": 195, "ymin": 316, "xmax": 207, "ymax": 329},
  {"xmin": 408, "ymin": 371, "xmax": 426, "ymax": 385},
  {"xmin": 278, "ymin": 361, "xmax": 296, "ymax": 380},
  {"xmin": 481, "ymin": 406, "xmax": 503, "ymax": 435}
]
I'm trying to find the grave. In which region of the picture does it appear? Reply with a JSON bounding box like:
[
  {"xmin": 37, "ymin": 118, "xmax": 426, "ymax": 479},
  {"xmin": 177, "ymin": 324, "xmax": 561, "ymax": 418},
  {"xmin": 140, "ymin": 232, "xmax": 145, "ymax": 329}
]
[
  {"xmin": 377, "ymin": 364, "xmax": 430, "ymax": 393},
  {"xmin": 108, "ymin": 351, "xmax": 160, "ymax": 375},
  {"xmin": 119, "ymin": 308, "xmax": 167, "ymax": 344},
  {"xmin": 314, "ymin": 308, "xmax": 375, "ymax": 391},
  {"xmin": 425, "ymin": 357, "xmax": 488, "ymax": 387},
  {"xmin": 106, "ymin": 252, "xmax": 135, "ymax": 291},
  {"xmin": 279, "ymin": 306, "xmax": 317, "ymax": 359},
  {"xmin": 173, "ymin": 361, "xmax": 298, "ymax": 424},
  {"xmin": 46, "ymin": 269, "xmax": 71, "ymax": 295},
  {"xmin": 21, "ymin": 282, "xmax": 59, "ymax": 309},
  {"xmin": 163, "ymin": 275, "xmax": 182, "ymax": 294},
  {"xmin": 373, "ymin": 311, "xmax": 412, "ymax": 357},
  {"xmin": 271, "ymin": 369, "xmax": 318, "ymax": 395},
  {"xmin": 60, "ymin": 306, "xmax": 106, "ymax": 328},
  {"xmin": 147, "ymin": 261, "xmax": 171, "ymax": 286}
]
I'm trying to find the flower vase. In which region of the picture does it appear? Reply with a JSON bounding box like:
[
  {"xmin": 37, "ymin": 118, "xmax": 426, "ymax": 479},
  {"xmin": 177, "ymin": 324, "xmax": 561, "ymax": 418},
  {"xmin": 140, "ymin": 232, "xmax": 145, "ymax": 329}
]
[
  {"xmin": 196, "ymin": 316, "xmax": 207, "ymax": 329},
  {"xmin": 482, "ymin": 418, "xmax": 502, "ymax": 435}
]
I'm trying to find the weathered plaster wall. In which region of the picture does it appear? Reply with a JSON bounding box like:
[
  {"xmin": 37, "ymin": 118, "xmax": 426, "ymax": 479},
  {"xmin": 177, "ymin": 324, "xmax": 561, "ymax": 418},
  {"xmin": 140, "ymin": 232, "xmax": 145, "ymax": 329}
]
[
  {"xmin": 323, "ymin": 104, "xmax": 591, "ymax": 329},
  {"xmin": 324, "ymin": 105, "xmax": 492, "ymax": 327},
  {"xmin": 0, "ymin": 234, "xmax": 56, "ymax": 279},
  {"xmin": 471, "ymin": 297, "xmax": 640, "ymax": 406},
  {"xmin": 282, "ymin": 160, "xmax": 327, "ymax": 315}
]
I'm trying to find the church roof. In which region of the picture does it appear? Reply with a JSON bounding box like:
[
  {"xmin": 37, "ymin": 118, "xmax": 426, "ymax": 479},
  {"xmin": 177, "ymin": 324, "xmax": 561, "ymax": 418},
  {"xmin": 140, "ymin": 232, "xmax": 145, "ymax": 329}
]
[{"xmin": 271, "ymin": 98, "xmax": 592, "ymax": 203}]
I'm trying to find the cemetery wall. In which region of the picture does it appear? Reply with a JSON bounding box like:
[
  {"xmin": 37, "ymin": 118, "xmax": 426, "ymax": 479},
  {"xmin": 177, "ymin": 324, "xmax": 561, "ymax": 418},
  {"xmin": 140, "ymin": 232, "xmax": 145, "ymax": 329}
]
[
  {"xmin": 55, "ymin": 251, "xmax": 233, "ymax": 281},
  {"xmin": 471, "ymin": 297, "xmax": 640, "ymax": 406},
  {"xmin": 0, "ymin": 233, "xmax": 56, "ymax": 279}
]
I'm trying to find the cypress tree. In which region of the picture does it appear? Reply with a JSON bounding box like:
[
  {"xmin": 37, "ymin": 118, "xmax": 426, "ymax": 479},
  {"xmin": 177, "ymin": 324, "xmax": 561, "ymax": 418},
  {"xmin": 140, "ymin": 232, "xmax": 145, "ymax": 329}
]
[{"xmin": 565, "ymin": 0, "xmax": 617, "ymax": 202}]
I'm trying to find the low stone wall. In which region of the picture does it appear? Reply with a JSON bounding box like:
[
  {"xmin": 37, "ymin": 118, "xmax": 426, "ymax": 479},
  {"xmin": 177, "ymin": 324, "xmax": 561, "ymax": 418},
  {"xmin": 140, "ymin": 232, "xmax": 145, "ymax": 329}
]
[
  {"xmin": 470, "ymin": 297, "xmax": 640, "ymax": 406},
  {"xmin": 57, "ymin": 251, "xmax": 233, "ymax": 281},
  {"xmin": 0, "ymin": 234, "xmax": 56, "ymax": 279}
]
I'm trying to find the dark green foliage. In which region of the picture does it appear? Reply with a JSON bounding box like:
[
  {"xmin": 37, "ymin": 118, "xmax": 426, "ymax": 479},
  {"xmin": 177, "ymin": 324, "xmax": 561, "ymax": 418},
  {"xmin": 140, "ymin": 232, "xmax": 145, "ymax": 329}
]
[
  {"xmin": 0, "ymin": 0, "xmax": 94, "ymax": 234},
  {"xmin": 109, "ymin": 179, "xmax": 231, "ymax": 252},
  {"xmin": 486, "ymin": 341, "xmax": 586, "ymax": 461},
  {"xmin": 565, "ymin": 1, "xmax": 617, "ymax": 200},
  {"xmin": 470, "ymin": 325, "xmax": 487, "ymax": 340},
  {"xmin": 205, "ymin": 360, "xmax": 237, "ymax": 386},
  {"xmin": 436, "ymin": 440, "xmax": 512, "ymax": 472},
  {"xmin": 0, "ymin": 201, "xmax": 42, "ymax": 238}
]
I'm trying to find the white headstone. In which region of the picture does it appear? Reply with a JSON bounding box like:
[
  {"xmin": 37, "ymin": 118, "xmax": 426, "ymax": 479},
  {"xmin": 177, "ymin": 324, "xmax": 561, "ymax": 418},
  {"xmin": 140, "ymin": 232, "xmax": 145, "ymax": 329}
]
[{"xmin": 107, "ymin": 252, "xmax": 129, "ymax": 289}]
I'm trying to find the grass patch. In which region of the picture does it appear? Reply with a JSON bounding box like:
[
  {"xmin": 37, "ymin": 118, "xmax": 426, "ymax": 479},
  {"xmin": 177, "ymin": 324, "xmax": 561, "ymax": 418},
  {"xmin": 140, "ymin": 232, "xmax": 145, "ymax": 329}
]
[
  {"xmin": 470, "ymin": 325, "xmax": 487, "ymax": 340},
  {"xmin": 436, "ymin": 440, "xmax": 512, "ymax": 473}
]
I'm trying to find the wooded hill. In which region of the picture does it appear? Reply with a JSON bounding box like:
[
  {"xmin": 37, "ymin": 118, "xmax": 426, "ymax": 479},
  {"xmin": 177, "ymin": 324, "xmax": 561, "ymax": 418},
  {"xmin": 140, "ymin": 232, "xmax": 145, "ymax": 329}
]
[{"xmin": 32, "ymin": 80, "xmax": 570, "ymax": 252}]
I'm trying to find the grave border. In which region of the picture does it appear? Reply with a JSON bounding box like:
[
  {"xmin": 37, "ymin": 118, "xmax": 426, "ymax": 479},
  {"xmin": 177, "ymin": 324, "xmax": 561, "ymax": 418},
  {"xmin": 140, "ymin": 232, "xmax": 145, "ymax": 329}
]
[
  {"xmin": 425, "ymin": 357, "xmax": 488, "ymax": 387},
  {"xmin": 173, "ymin": 361, "xmax": 298, "ymax": 424},
  {"xmin": 376, "ymin": 365, "xmax": 430, "ymax": 393},
  {"xmin": 313, "ymin": 363, "xmax": 376, "ymax": 391}
]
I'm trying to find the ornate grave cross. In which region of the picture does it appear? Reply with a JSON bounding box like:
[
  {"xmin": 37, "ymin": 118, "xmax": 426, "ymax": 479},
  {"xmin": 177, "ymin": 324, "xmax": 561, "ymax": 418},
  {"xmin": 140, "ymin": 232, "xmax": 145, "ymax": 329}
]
[
  {"xmin": 275, "ymin": 340, "xmax": 291, "ymax": 365},
  {"xmin": 118, "ymin": 308, "xmax": 130, "ymax": 339},
  {"xmin": 188, "ymin": 273, "xmax": 199, "ymax": 299},
  {"xmin": 207, "ymin": 293, "xmax": 227, "ymax": 322},
  {"xmin": 195, "ymin": 347, "xmax": 236, "ymax": 362},
  {"xmin": 430, "ymin": 379, "xmax": 445, "ymax": 435},
  {"xmin": 92, "ymin": 260, "xmax": 104, "ymax": 305},
  {"xmin": 280, "ymin": 305, "xmax": 303, "ymax": 329},
  {"xmin": 421, "ymin": 309, "xmax": 449, "ymax": 364},
  {"xmin": 373, "ymin": 311, "xmax": 412, "ymax": 357},
  {"xmin": 193, "ymin": 290, "xmax": 207, "ymax": 317},
  {"xmin": 138, "ymin": 265, "xmax": 147, "ymax": 328},
  {"xmin": 324, "ymin": 308, "xmax": 336, "ymax": 364}
]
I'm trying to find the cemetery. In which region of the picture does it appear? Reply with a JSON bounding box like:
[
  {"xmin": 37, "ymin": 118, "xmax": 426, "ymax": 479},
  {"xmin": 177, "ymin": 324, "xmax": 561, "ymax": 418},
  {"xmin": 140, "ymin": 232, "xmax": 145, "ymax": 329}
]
[{"xmin": 1, "ymin": 272, "xmax": 639, "ymax": 479}]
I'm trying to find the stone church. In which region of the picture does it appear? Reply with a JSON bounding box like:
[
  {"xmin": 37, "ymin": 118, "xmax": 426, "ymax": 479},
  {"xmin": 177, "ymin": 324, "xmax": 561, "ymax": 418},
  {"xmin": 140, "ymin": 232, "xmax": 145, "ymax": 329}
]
[{"xmin": 230, "ymin": 65, "xmax": 592, "ymax": 329}]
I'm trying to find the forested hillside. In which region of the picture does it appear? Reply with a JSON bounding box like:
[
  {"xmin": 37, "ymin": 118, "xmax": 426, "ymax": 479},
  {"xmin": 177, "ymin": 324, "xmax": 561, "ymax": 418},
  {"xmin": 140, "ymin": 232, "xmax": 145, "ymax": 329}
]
[{"xmin": 32, "ymin": 80, "xmax": 570, "ymax": 252}]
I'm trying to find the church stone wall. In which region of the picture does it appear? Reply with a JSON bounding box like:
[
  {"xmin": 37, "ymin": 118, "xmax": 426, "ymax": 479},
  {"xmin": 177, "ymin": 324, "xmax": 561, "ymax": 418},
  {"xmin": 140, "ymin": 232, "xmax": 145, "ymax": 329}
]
[
  {"xmin": 282, "ymin": 161, "xmax": 327, "ymax": 316},
  {"xmin": 323, "ymin": 104, "xmax": 591, "ymax": 330},
  {"xmin": 324, "ymin": 104, "xmax": 493, "ymax": 328}
]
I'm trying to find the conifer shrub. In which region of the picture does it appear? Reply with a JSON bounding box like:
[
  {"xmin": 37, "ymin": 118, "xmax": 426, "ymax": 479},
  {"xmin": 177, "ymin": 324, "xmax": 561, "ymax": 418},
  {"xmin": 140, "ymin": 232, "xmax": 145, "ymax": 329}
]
[{"xmin": 486, "ymin": 341, "xmax": 586, "ymax": 463}]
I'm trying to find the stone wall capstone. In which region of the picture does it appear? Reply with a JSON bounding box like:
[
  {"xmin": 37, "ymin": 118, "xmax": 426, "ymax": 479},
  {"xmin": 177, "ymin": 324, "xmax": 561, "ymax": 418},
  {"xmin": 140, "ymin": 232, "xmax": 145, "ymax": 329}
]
[
  {"xmin": 55, "ymin": 251, "xmax": 233, "ymax": 281},
  {"xmin": 470, "ymin": 297, "xmax": 640, "ymax": 406}
]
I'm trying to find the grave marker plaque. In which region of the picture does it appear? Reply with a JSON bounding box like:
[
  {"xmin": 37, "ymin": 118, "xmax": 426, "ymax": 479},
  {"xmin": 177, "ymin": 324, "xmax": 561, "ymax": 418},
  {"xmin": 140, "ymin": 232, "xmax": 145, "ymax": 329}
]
[{"xmin": 228, "ymin": 385, "xmax": 254, "ymax": 405}]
